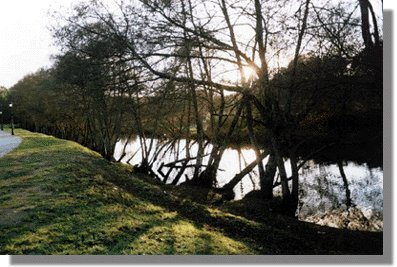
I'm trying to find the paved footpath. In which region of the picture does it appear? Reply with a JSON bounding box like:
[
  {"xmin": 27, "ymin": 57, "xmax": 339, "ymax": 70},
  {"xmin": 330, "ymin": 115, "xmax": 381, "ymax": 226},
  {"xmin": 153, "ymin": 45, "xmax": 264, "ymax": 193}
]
[{"xmin": 0, "ymin": 130, "xmax": 22, "ymax": 158}]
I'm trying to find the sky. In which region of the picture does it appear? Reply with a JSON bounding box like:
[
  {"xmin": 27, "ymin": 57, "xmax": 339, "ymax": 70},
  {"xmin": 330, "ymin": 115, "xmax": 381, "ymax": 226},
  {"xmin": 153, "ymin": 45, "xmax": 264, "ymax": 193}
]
[
  {"xmin": 0, "ymin": 0, "xmax": 384, "ymax": 89},
  {"xmin": 0, "ymin": 0, "xmax": 81, "ymax": 88}
]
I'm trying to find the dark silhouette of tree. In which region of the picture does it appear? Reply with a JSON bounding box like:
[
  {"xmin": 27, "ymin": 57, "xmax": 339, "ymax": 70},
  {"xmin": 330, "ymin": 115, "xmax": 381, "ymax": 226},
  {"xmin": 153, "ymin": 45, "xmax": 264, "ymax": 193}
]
[{"xmin": 9, "ymin": 0, "xmax": 382, "ymax": 219}]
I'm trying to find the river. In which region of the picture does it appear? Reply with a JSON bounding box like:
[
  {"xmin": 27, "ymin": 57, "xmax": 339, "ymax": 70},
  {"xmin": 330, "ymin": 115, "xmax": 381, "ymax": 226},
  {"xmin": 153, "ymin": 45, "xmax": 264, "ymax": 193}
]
[{"xmin": 114, "ymin": 137, "xmax": 383, "ymax": 231}]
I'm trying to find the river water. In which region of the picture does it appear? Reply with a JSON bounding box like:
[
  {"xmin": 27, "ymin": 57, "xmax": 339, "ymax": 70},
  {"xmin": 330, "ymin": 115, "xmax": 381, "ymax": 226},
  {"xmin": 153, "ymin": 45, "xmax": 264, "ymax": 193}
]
[{"xmin": 114, "ymin": 137, "xmax": 383, "ymax": 231}]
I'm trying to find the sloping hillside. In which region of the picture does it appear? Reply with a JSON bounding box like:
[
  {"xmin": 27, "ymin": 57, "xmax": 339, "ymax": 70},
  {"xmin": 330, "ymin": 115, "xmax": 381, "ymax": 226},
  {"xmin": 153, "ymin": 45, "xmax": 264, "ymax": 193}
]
[{"xmin": 0, "ymin": 130, "xmax": 382, "ymax": 255}]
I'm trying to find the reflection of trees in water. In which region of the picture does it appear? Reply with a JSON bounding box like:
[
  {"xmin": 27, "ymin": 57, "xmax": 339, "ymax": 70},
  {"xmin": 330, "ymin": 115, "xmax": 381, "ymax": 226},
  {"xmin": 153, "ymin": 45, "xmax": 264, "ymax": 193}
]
[
  {"xmin": 316, "ymin": 164, "xmax": 341, "ymax": 209},
  {"xmin": 116, "ymin": 138, "xmax": 382, "ymax": 228},
  {"xmin": 351, "ymin": 164, "xmax": 383, "ymax": 214},
  {"xmin": 337, "ymin": 160, "xmax": 353, "ymax": 208},
  {"xmin": 298, "ymin": 161, "xmax": 383, "ymax": 229},
  {"xmin": 299, "ymin": 171, "xmax": 341, "ymax": 215}
]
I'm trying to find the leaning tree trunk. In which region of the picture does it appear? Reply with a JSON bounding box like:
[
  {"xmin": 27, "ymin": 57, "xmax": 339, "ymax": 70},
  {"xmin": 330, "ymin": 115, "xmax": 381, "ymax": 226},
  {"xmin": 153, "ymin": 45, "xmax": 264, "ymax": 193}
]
[{"xmin": 218, "ymin": 151, "xmax": 269, "ymax": 200}]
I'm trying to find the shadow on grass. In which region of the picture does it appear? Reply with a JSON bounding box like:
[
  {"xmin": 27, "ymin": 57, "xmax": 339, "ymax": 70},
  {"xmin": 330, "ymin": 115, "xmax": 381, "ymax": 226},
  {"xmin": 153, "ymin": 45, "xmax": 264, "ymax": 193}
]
[
  {"xmin": 0, "ymin": 130, "xmax": 253, "ymax": 255},
  {"xmin": 107, "ymin": 161, "xmax": 383, "ymax": 255},
  {"xmin": 0, "ymin": 129, "xmax": 383, "ymax": 255}
]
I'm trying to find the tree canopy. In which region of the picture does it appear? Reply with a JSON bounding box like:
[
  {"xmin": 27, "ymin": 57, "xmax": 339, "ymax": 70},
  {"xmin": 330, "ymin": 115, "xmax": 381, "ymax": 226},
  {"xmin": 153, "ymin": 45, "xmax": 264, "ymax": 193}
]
[{"xmin": 9, "ymin": 0, "xmax": 383, "ymax": 216}]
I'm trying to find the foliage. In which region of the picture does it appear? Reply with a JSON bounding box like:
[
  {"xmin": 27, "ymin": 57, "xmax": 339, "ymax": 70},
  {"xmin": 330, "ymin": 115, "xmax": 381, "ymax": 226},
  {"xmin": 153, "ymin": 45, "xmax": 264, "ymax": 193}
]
[
  {"xmin": 8, "ymin": 0, "xmax": 383, "ymax": 213},
  {"xmin": 0, "ymin": 86, "xmax": 11, "ymax": 123}
]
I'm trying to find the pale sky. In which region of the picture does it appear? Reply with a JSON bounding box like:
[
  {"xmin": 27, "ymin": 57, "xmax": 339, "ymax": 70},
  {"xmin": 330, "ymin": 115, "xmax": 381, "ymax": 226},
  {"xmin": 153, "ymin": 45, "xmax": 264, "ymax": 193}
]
[
  {"xmin": 0, "ymin": 0, "xmax": 383, "ymax": 89},
  {"xmin": 0, "ymin": 0, "xmax": 82, "ymax": 88}
]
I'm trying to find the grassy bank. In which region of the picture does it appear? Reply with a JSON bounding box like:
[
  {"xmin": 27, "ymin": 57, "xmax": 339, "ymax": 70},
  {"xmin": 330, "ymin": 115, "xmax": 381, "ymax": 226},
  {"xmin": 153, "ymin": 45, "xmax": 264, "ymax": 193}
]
[{"xmin": 0, "ymin": 130, "xmax": 382, "ymax": 255}]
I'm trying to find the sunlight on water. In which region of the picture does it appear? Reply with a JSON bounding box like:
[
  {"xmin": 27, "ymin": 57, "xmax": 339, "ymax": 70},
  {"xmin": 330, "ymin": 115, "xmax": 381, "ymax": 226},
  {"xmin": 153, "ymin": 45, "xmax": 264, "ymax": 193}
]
[{"xmin": 115, "ymin": 138, "xmax": 383, "ymax": 230}]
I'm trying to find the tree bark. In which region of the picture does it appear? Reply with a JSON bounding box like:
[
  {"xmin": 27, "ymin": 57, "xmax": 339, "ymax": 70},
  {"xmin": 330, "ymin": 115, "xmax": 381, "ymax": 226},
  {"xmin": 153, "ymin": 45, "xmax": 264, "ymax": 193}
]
[
  {"xmin": 284, "ymin": 150, "xmax": 300, "ymax": 217},
  {"xmin": 367, "ymin": 0, "xmax": 380, "ymax": 47},
  {"xmin": 271, "ymin": 136, "xmax": 290, "ymax": 198},
  {"xmin": 260, "ymin": 152, "xmax": 277, "ymax": 199},
  {"xmin": 290, "ymin": 151, "xmax": 299, "ymax": 201},
  {"xmin": 358, "ymin": 0, "xmax": 373, "ymax": 50}
]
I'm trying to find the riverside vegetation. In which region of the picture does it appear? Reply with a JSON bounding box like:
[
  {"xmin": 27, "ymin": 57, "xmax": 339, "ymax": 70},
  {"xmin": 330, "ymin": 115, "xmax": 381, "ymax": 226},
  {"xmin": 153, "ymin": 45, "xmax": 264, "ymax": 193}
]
[
  {"xmin": 0, "ymin": 130, "xmax": 382, "ymax": 254},
  {"xmin": 0, "ymin": 0, "xmax": 383, "ymax": 255},
  {"xmin": 2, "ymin": 0, "xmax": 383, "ymax": 219}
]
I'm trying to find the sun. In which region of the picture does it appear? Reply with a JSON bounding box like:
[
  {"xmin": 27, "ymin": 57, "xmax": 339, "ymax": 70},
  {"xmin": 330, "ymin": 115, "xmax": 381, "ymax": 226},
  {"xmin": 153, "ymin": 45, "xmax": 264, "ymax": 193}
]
[{"xmin": 242, "ymin": 66, "xmax": 256, "ymax": 81}]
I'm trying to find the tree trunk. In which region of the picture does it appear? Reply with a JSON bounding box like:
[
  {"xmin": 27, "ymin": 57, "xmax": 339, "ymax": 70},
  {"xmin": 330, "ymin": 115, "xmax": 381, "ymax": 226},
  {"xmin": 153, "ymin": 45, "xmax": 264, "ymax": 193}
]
[
  {"xmin": 260, "ymin": 152, "xmax": 277, "ymax": 199},
  {"xmin": 244, "ymin": 96, "xmax": 266, "ymax": 192},
  {"xmin": 290, "ymin": 151, "xmax": 299, "ymax": 201},
  {"xmin": 271, "ymin": 136, "xmax": 290, "ymax": 198},
  {"xmin": 218, "ymin": 151, "xmax": 269, "ymax": 200},
  {"xmin": 283, "ymin": 150, "xmax": 300, "ymax": 217},
  {"xmin": 181, "ymin": 0, "xmax": 205, "ymax": 183},
  {"xmin": 367, "ymin": 0, "xmax": 380, "ymax": 47},
  {"xmin": 358, "ymin": 0, "xmax": 373, "ymax": 50}
]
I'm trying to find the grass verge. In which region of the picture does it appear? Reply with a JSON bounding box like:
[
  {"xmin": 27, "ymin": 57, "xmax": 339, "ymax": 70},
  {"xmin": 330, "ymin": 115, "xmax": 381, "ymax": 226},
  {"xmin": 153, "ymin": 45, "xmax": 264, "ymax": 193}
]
[{"xmin": 0, "ymin": 129, "xmax": 382, "ymax": 255}]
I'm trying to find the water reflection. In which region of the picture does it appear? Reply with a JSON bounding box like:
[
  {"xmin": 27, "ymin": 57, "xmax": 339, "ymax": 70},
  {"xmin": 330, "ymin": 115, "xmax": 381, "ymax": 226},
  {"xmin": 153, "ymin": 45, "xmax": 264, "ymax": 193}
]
[
  {"xmin": 114, "ymin": 137, "xmax": 383, "ymax": 231},
  {"xmin": 298, "ymin": 162, "xmax": 383, "ymax": 231}
]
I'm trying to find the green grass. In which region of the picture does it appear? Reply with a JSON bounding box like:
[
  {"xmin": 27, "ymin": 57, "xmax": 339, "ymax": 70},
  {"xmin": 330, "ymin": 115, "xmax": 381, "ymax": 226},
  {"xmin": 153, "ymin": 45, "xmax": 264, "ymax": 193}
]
[
  {"xmin": 0, "ymin": 130, "xmax": 253, "ymax": 255},
  {"xmin": 0, "ymin": 129, "xmax": 383, "ymax": 255}
]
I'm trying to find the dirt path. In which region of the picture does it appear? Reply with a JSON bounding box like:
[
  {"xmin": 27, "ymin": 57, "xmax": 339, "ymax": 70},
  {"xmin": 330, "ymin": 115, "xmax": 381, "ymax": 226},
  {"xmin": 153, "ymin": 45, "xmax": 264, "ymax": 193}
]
[{"xmin": 0, "ymin": 130, "xmax": 21, "ymax": 158}]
